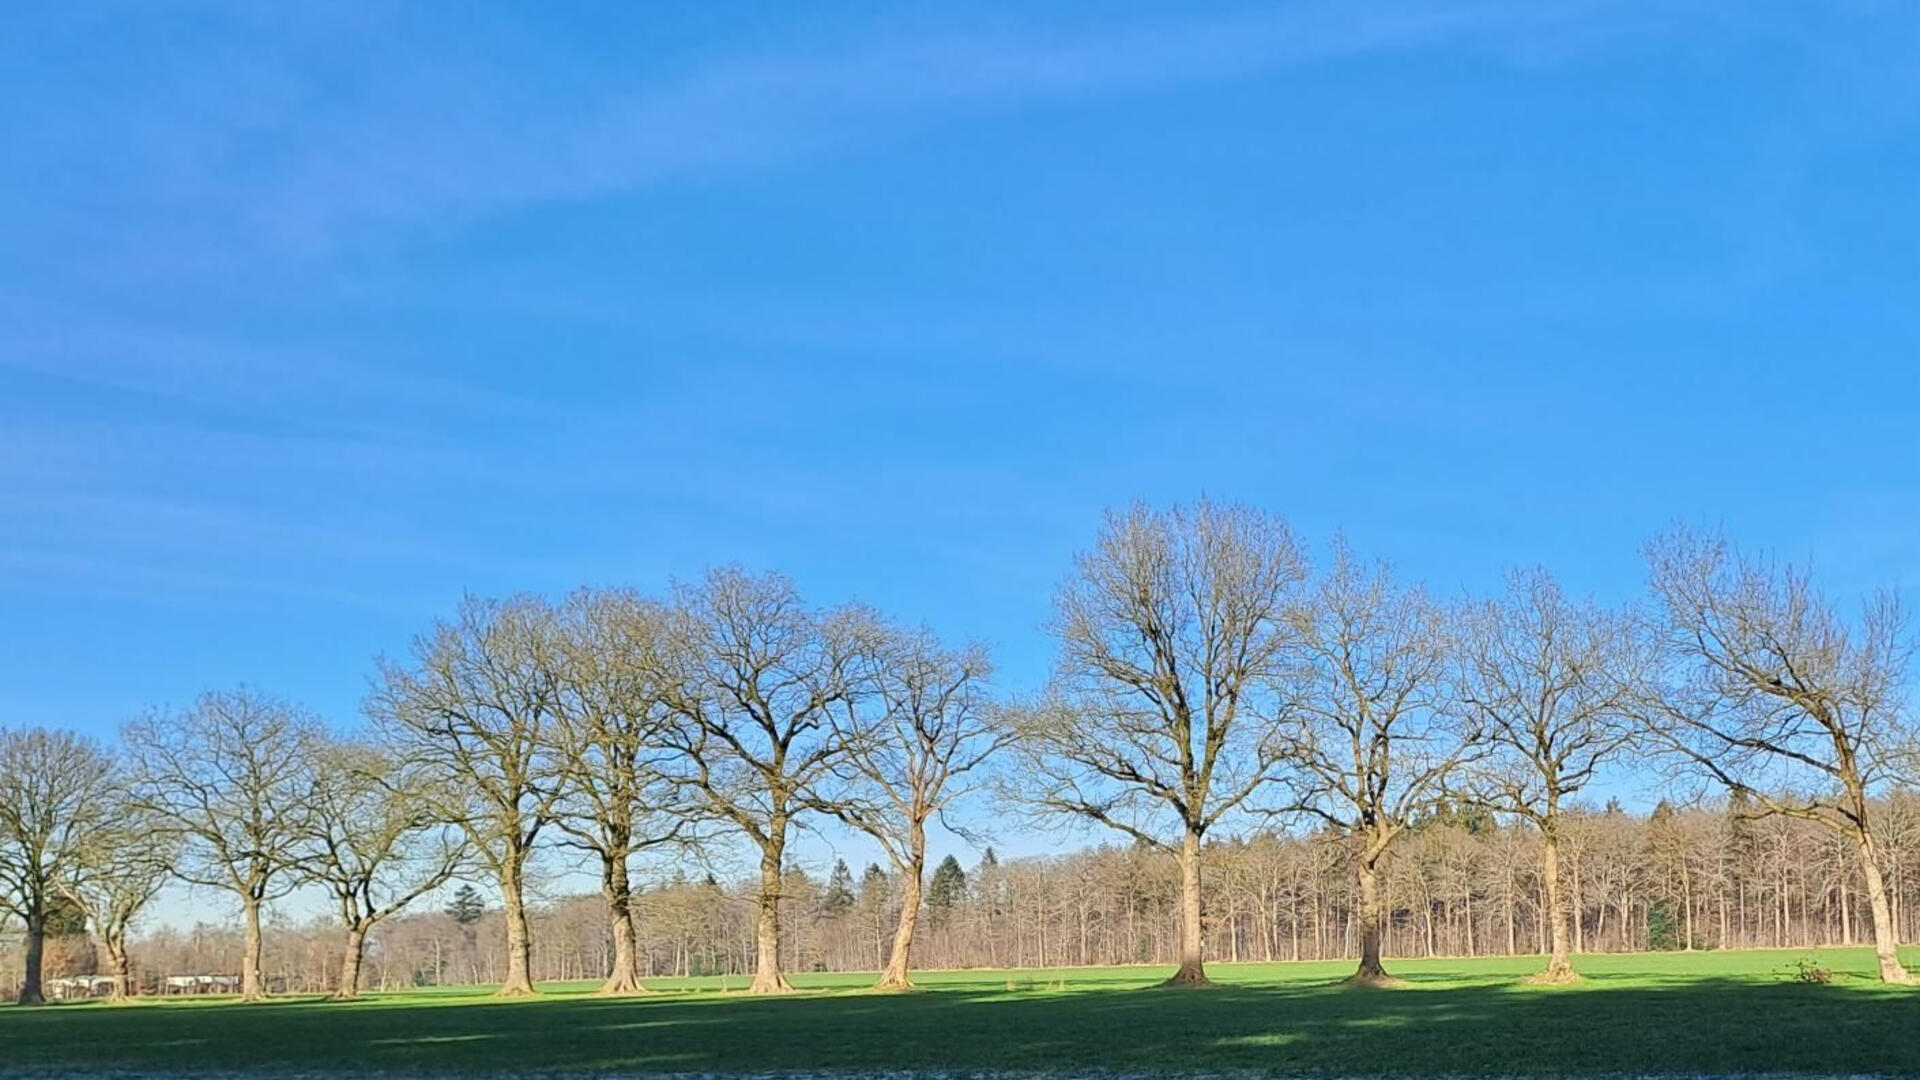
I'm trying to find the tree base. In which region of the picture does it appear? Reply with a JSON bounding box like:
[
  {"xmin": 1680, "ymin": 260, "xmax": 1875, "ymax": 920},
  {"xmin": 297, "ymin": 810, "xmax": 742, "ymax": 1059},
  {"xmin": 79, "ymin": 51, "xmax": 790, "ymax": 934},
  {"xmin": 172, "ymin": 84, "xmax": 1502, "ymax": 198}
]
[
  {"xmin": 593, "ymin": 978, "xmax": 652, "ymax": 996},
  {"xmin": 1524, "ymin": 966, "xmax": 1583, "ymax": 986},
  {"xmin": 747, "ymin": 975, "xmax": 794, "ymax": 995},
  {"xmin": 1342, "ymin": 969, "xmax": 1408, "ymax": 990},
  {"xmin": 493, "ymin": 984, "xmax": 537, "ymax": 999},
  {"xmin": 1161, "ymin": 966, "xmax": 1215, "ymax": 989},
  {"xmin": 872, "ymin": 977, "xmax": 917, "ymax": 993}
]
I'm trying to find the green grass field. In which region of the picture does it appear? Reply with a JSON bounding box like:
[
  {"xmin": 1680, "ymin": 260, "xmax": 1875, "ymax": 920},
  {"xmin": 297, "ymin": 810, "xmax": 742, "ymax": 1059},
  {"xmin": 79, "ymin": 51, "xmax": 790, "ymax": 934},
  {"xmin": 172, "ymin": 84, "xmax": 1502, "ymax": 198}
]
[{"xmin": 5, "ymin": 948, "xmax": 1919, "ymax": 1077}]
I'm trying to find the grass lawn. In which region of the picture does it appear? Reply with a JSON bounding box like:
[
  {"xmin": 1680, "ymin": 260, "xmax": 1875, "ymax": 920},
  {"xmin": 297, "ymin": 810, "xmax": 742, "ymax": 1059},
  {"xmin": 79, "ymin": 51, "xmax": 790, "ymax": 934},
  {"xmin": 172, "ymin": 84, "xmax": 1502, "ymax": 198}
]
[{"xmin": 4, "ymin": 948, "xmax": 1919, "ymax": 1077}]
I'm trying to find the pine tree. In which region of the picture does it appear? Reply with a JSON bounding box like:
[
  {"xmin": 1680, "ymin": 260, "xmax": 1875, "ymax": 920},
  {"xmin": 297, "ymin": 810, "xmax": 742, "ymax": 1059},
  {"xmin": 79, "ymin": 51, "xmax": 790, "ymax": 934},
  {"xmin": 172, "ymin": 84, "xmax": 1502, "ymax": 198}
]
[
  {"xmin": 927, "ymin": 854, "xmax": 968, "ymax": 928},
  {"xmin": 445, "ymin": 885, "xmax": 486, "ymax": 942},
  {"xmin": 1647, "ymin": 800, "xmax": 1694, "ymax": 950},
  {"xmin": 823, "ymin": 859, "xmax": 856, "ymax": 915},
  {"xmin": 1722, "ymin": 789, "xmax": 1759, "ymax": 947},
  {"xmin": 858, "ymin": 863, "xmax": 891, "ymax": 908},
  {"xmin": 976, "ymin": 847, "xmax": 1008, "ymax": 916}
]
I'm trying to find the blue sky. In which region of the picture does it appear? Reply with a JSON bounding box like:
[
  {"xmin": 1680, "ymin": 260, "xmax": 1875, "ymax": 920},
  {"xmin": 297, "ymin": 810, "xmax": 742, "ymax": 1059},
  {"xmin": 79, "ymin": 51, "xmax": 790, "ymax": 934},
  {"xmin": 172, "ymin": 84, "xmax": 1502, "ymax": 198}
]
[{"xmin": 5, "ymin": 0, "xmax": 1920, "ymax": 842}]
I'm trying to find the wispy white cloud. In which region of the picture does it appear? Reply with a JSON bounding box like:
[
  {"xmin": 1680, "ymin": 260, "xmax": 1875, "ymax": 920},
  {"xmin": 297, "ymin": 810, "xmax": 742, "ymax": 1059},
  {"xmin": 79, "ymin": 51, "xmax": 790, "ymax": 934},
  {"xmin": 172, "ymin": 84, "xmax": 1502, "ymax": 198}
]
[
  {"xmin": 0, "ymin": 302, "xmax": 538, "ymax": 429},
  {"xmin": 12, "ymin": 0, "xmax": 1687, "ymax": 266},
  {"xmin": 0, "ymin": 547, "xmax": 425, "ymax": 614},
  {"xmin": 5, "ymin": 490, "xmax": 540, "ymax": 574}
]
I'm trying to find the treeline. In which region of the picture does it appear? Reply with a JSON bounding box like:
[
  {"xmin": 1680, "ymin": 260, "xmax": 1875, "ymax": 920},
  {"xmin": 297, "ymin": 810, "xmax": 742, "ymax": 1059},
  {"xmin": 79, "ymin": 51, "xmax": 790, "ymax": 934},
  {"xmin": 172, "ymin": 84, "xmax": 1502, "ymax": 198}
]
[
  {"xmin": 4, "ymin": 502, "xmax": 1918, "ymax": 1005},
  {"xmin": 15, "ymin": 795, "xmax": 1920, "ymax": 1000}
]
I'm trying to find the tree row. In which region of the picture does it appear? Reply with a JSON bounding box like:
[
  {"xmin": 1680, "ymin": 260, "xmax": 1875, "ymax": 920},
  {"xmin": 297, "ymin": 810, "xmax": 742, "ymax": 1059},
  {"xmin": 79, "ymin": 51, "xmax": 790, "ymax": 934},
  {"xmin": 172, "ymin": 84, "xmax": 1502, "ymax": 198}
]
[{"xmin": 5, "ymin": 501, "xmax": 1916, "ymax": 1006}]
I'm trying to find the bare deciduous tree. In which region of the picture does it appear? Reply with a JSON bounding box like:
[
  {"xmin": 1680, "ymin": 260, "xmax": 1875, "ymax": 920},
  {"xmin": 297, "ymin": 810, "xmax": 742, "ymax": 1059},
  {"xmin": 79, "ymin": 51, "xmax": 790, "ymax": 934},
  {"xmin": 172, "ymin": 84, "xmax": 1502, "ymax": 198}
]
[
  {"xmin": 1456, "ymin": 569, "xmax": 1645, "ymax": 982},
  {"xmin": 299, "ymin": 738, "xmax": 470, "ymax": 999},
  {"xmin": 549, "ymin": 588, "xmax": 692, "ymax": 995},
  {"xmin": 122, "ymin": 689, "xmax": 319, "ymax": 1001},
  {"xmin": 1642, "ymin": 527, "xmax": 1918, "ymax": 985},
  {"xmin": 825, "ymin": 625, "xmax": 1001, "ymax": 989},
  {"xmin": 0, "ymin": 727, "xmax": 114, "ymax": 1004},
  {"xmin": 60, "ymin": 789, "xmax": 177, "ymax": 1002},
  {"xmin": 663, "ymin": 569, "xmax": 869, "ymax": 994},
  {"xmin": 370, "ymin": 596, "xmax": 563, "ymax": 997},
  {"xmin": 1275, "ymin": 546, "xmax": 1477, "ymax": 986},
  {"xmin": 1014, "ymin": 501, "xmax": 1306, "ymax": 986}
]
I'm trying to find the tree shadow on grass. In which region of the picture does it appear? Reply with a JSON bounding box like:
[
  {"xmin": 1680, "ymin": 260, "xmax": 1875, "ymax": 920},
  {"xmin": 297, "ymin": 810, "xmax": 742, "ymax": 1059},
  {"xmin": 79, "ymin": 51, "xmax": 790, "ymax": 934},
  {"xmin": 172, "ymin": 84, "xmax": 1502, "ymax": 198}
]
[{"xmin": 5, "ymin": 977, "xmax": 1920, "ymax": 1077}]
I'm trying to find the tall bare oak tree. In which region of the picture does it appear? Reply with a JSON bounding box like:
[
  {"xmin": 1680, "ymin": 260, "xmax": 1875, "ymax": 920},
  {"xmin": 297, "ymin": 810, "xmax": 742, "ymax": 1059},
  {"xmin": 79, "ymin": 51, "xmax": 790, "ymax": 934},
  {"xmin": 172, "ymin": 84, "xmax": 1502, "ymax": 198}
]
[
  {"xmin": 299, "ymin": 738, "xmax": 469, "ymax": 999},
  {"xmin": 1015, "ymin": 501, "xmax": 1306, "ymax": 986},
  {"xmin": 826, "ymin": 625, "xmax": 1001, "ymax": 988},
  {"xmin": 0, "ymin": 727, "xmax": 114, "ymax": 1004},
  {"xmin": 371, "ymin": 596, "xmax": 562, "ymax": 997},
  {"xmin": 61, "ymin": 787, "xmax": 177, "ymax": 1002},
  {"xmin": 663, "ymin": 569, "xmax": 869, "ymax": 994},
  {"xmin": 549, "ymin": 588, "xmax": 692, "ymax": 995},
  {"xmin": 1275, "ymin": 546, "xmax": 1478, "ymax": 986},
  {"xmin": 123, "ymin": 690, "xmax": 319, "ymax": 1001},
  {"xmin": 1643, "ymin": 527, "xmax": 1917, "ymax": 985},
  {"xmin": 1456, "ymin": 568, "xmax": 1644, "ymax": 982}
]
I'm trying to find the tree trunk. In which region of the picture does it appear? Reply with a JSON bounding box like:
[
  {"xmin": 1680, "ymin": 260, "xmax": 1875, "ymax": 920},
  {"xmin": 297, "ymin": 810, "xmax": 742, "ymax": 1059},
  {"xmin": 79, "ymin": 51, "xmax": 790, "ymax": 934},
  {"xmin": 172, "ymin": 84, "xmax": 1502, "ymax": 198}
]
[
  {"xmin": 749, "ymin": 838, "xmax": 793, "ymax": 994},
  {"xmin": 335, "ymin": 926, "xmax": 367, "ymax": 1000},
  {"xmin": 17, "ymin": 907, "xmax": 45, "ymax": 1005},
  {"xmin": 498, "ymin": 862, "xmax": 536, "ymax": 997},
  {"xmin": 1504, "ymin": 866, "xmax": 1518, "ymax": 955},
  {"xmin": 1537, "ymin": 826, "xmax": 1577, "ymax": 982},
  {"xmin": 877, "ymin": 847, "xmax": 925, "ymax": 990},
  {"xmin": 1164, "ymin": 828, "xmax": 1211, "ymax": 987},
  {"xmin": 106, "ymin": 935, "xmax": 135, "ymax": 1002},
  {"xmin": 1681, "ymin": 866, "xmax": 1695, "ymax": 950},
  {"xmin": 1350, "ymin": 856, "xmax": 1397, "ymax": 986},
  {"xmin": 240, "ymin": 897, "xmax": 267, "ymax": 1001},
  {"xmin": 1571, "ymin": 859, "xmax": 1584, "ymax": 954},
  {"xmin": 598, "ymin": 854, "xmax": 647, "ymax": 995},
  {"xmin": 1856, "ymin": 826, "xmax": 1915, "ymax": 985}
]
